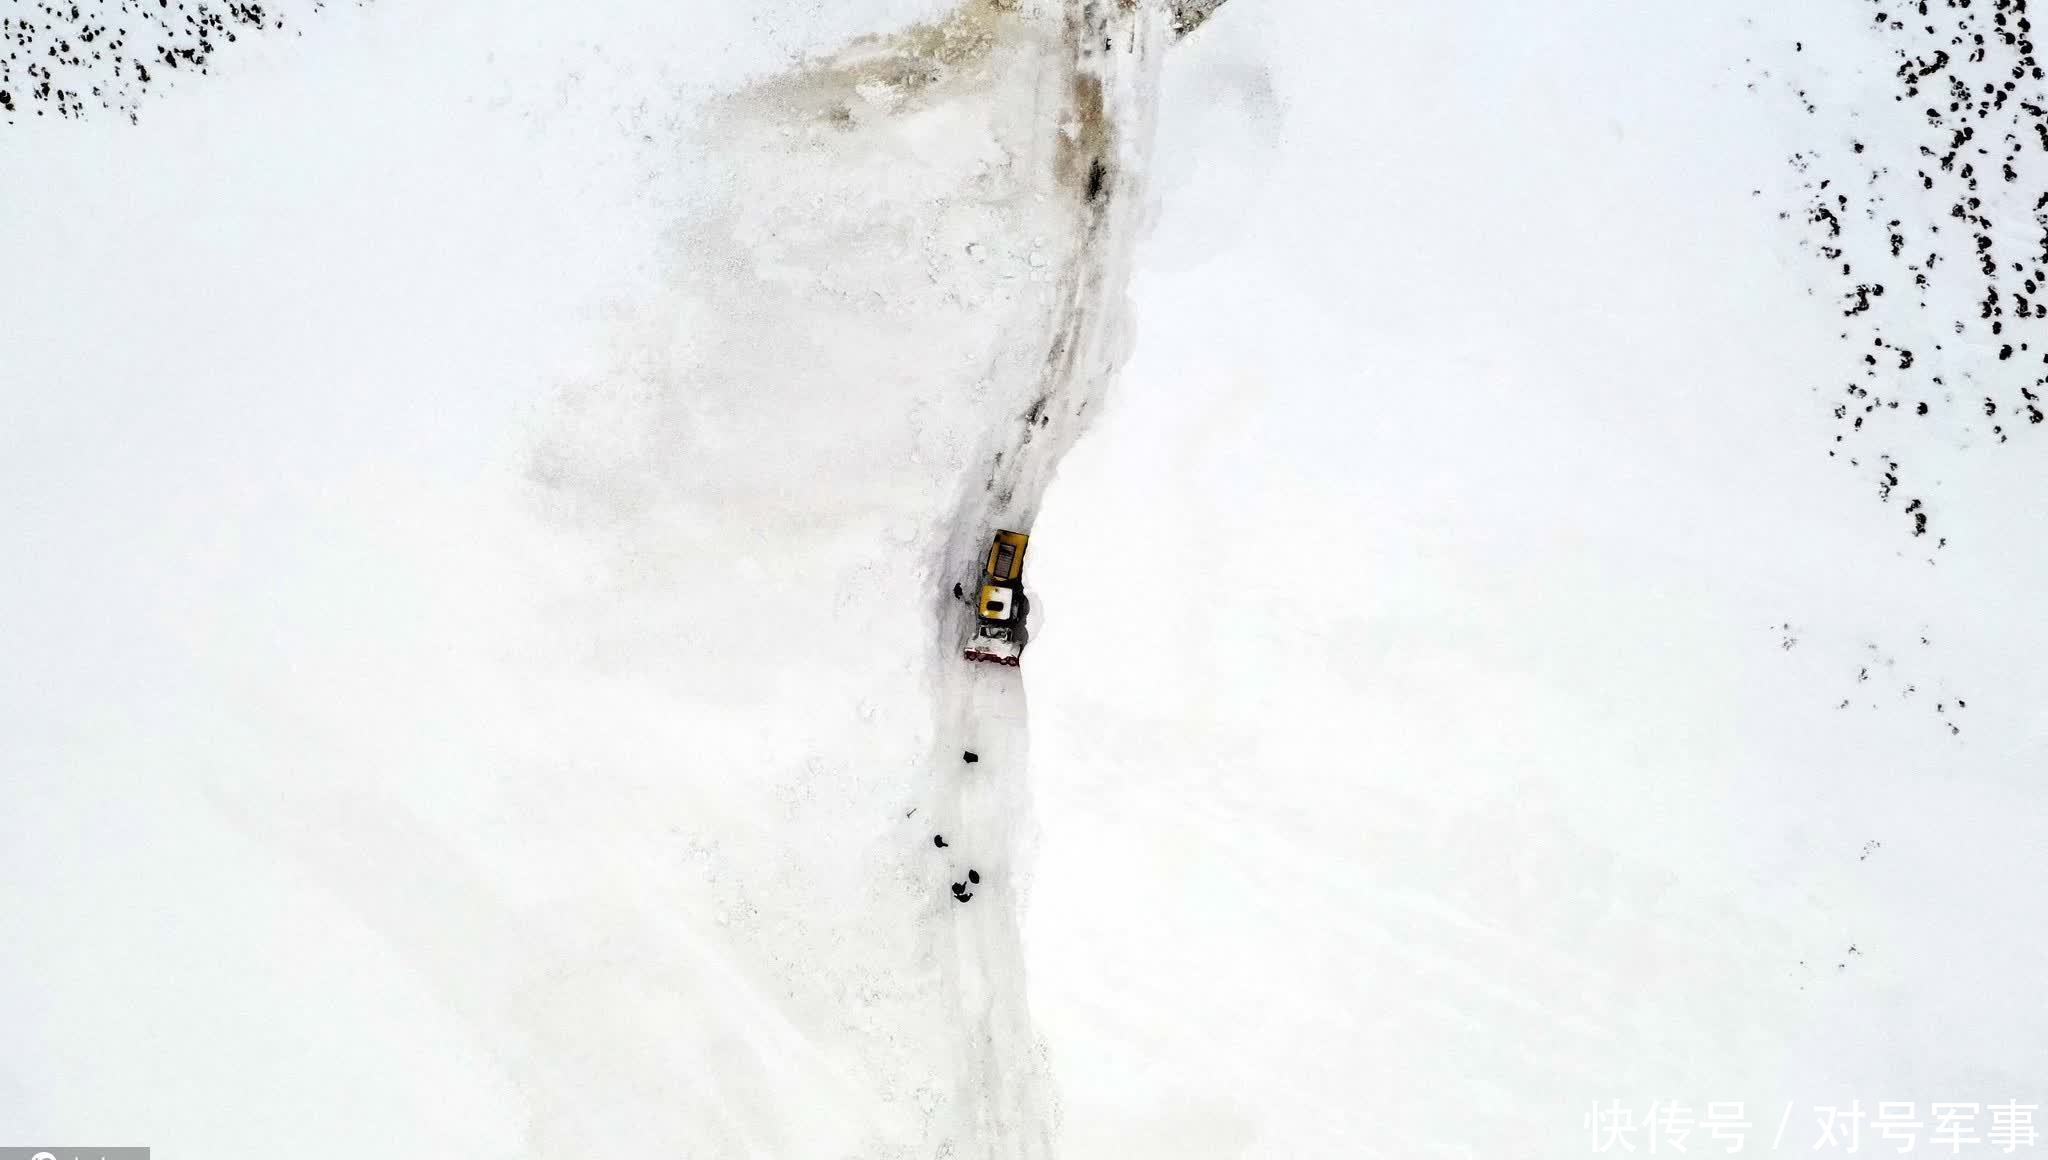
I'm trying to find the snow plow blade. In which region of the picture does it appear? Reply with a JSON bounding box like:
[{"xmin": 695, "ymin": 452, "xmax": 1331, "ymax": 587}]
[{"xmin": 964, "ymin": 628, "xmax": 1023, "ymax": 666}]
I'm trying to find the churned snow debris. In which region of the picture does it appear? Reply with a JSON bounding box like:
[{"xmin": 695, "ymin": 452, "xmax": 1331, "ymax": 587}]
[{"xmin": 1169, "ymin": 0, "xmax": 1231, "ymax": 40}]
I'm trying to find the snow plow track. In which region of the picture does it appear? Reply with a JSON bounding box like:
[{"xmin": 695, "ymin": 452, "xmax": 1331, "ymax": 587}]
[{"xmin": 923, "ymin": 3, "xmax": 1168, "ymax": 1157}]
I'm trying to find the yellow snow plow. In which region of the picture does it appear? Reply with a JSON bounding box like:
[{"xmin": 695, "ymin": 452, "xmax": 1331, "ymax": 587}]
[{"xmin": 964, "ymin": 530, "xmax": 1029, "ymax": 666}]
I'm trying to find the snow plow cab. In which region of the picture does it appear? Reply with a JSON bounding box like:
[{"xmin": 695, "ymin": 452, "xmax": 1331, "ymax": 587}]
[{"xmin": 964, "ymin": 530, "xmax": 1029, "ymax": 666}]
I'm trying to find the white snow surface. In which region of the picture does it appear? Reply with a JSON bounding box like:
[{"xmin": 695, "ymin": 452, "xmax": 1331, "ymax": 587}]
[
  {"xmin": 3, "ymin": 0, "xmax": 2048, "ymax": 1157},
  {"xmin": 1027, "ymin": 1, "xmax": 2048, "ymax": 1155}
]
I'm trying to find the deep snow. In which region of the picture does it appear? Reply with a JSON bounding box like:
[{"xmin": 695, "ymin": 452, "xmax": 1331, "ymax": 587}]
[
  {"xmin": 5, "ymin": 0, "xmax": 1163, "ymax": 1155},
  {"xmin": 1026, "ymin": 0, "xmax": 2048, "ymax": 1155},
  {"xmin": 6, "ymin": 0, "xmax": 2048, "ymax": 1157}
]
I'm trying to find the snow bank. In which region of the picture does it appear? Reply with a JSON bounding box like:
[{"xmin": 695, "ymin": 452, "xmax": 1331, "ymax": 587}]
[
  {"xmin": 1026, "ymin": 1, "xmax": 2048, "ymax": 1155},
  {"xmin": 1, "ymin": 0, "xmax": 1125, "ymax": 1155}
]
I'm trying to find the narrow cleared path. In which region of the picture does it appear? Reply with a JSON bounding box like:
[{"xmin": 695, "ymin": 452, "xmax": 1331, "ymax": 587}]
[{"xmin": 922, "ymin": 3, "xmax": 1169, "ymax": 1155}]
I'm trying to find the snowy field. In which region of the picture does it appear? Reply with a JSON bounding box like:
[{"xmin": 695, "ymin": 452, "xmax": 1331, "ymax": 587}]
[{"xmin": 5, "ymin": 0, "xmax": 2048, "ymax": 1157}]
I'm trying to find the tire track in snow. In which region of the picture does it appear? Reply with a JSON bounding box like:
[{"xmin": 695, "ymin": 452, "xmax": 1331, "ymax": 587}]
[{"xmin": 925, "ymin": 3, "xmax": 1167, "ymax": 1155}]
